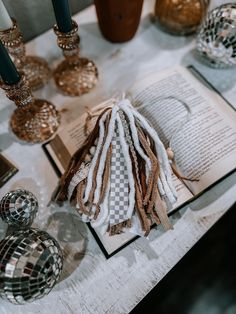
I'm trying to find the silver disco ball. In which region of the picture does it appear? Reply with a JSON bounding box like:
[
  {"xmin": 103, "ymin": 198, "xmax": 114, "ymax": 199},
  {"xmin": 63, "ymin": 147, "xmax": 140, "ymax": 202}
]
[
  {"xmin": 196, "ymin": 3, "xmax": 236, "ymax": 68},
  {"xmin": 0, "ymin": 189, "xmax": 38, "ymax": 228},
  {"xmin": 0, "ymin": 228, "xmax": 63, "ymax": 304}
]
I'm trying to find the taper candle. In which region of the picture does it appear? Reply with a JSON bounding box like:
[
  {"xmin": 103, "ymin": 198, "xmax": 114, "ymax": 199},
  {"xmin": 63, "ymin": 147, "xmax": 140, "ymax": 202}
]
[
  {"xmin": 0, "ymin": 0, "xmax": 13, "ymax": 30},
  {"xmin": 51, "ymin": 0, "xmax": 73, "ymax": 33},
  {"xmin": 0, "ymin": 40, "xmax": 20, "ymax": 85}
]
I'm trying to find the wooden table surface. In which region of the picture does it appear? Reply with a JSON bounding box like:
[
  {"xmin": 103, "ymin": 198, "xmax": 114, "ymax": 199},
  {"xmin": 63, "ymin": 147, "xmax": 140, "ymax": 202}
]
[{"xmin": 0, "ymin": 1, "xmax": 235, "ymax": 313}]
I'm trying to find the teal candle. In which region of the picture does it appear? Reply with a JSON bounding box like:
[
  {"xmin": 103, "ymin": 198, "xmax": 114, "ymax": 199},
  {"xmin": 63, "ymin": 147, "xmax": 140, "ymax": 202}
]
[
  {"xmin": 0, "ymin": 40, "xmax": 20, "ymax": 85},
  {"xmin": 52, "ymin": 0, "xmax": 73, "ymax": 33}
]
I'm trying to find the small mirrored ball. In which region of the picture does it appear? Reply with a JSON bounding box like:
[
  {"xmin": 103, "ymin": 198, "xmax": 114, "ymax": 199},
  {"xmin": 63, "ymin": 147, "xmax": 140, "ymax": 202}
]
[
  {"xmin": 196, "ymin": 4, "xmax": 236, "ymax": 68},
  {"xmin": 0, "ymin": 189, "xmax": 38, "ymax": 228}
]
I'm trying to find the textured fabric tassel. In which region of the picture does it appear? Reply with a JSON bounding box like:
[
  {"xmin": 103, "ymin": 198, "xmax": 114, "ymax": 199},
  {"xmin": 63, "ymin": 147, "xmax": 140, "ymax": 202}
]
[{"xmin": 52, "ymin": 98, "xmax": 177, "ymax": 237}]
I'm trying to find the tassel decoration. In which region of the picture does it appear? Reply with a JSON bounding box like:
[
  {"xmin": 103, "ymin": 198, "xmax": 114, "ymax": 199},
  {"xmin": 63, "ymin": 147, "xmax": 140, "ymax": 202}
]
[{"xmin": 52, "ymin": 98, "xmax": 177, "ymax": 236}]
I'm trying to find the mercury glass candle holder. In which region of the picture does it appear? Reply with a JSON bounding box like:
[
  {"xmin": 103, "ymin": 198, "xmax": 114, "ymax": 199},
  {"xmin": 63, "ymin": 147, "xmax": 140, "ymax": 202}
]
[
  {"xmin": 53, "ymin": 20, "xmax": 98, "ymax": 96},
  {"xmin": 0, "ymin": 75, "xmax": 60, "ymax": 143},
  {"xmin": 154, "ymin": 0, "xmax": 210, "ymax": 35},
  {"xmin": 0, "ymin": 19, "xmax": 51, "ymax": 90}
]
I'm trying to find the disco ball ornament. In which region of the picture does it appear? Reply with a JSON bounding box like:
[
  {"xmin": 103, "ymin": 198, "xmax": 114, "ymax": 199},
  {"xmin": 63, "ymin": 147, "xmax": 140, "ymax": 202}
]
[
  {"xmin": 0, "ymin": 189, "xmax": 38, "ymax": 228},
  {"xmin": 0, "ymin": 228, "xmax": 63, "ymax": 304},
  {"xmin": 196, "ymin": 3, "xmax": 236, "ymax": 68}
]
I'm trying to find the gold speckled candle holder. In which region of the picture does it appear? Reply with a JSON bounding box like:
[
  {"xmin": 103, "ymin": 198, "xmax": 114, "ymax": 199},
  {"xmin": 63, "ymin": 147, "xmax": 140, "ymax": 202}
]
[
  {"xmin": 0, "ymin": 19, "xmax": 51, "ymax": 91},
  {"xmin": 0, "ymin": 75, "xmax": 60, "ymax": 143},
  {"xmin": 53, "ymin": 20, "xmax": 98, "ymax": 97}
]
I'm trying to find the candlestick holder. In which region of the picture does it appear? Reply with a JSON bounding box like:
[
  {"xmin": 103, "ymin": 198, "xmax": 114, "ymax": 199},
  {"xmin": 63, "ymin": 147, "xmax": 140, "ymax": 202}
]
[
  {"xmin": 53, "ymin": 20, "xmax": 98, "ymax": 96},
  {"xmin": 0, "ymin": 75, "xmax": 60, "ymax": 143},
  {"xmin": 0, "ymin": 19, "xmax": 51, "ymax": 91}
]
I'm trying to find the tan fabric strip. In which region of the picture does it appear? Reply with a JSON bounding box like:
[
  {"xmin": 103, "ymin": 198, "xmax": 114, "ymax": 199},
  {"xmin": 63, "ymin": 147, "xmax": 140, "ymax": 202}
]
[
  {"xmin": 76, "ymin": 179, "xmax": 91, "ymax": 216},
  {"xmin": 154, "ymin": 189, "xmax": 173, "ymax": 231},
  {"xmin": 146, "ymin": 166, "xmax": 159, "ymax": 214},
  {"xmin": 93, "ymin": 204, "xmax": 100, "ymax": 220},
  {"xmin": 134, "ymin": 174, "xmax": 150, "ymax": 235},
  {"xmin": 137, "ymin": 127, "xmax": 159, "ymax": 205},
  {"xmin": 139, "ymin": 157, "xmax": 147, "ymax": 196},
  {"xmin": 151, "ymin": 208, "xmax": 161, "ymax": 225}
]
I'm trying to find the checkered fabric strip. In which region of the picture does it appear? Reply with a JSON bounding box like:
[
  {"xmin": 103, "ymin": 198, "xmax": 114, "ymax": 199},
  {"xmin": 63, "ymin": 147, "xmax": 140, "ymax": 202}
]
[{"xmin": 109, "ymin": 126, "xmax": 129, "ymax": 226}]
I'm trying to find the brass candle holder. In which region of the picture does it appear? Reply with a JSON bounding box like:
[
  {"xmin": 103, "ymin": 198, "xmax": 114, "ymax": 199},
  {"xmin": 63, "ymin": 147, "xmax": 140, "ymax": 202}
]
[
  {"xmin": 0, "ymin": 19, "xmax": 51, "ymax": 91},
  {"xmin": 53, "ymin": 20, "xmax": 98, "ymax": 96},
  {"xmin": 0, "ymin": 75, "xmax": 60, "ymax": 143}
]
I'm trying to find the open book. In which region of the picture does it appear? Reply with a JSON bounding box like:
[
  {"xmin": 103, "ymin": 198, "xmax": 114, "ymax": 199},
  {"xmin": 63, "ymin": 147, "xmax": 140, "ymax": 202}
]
[{"xmin": 44, "ymin": 66, "xmax": 236, "ymax": 257}]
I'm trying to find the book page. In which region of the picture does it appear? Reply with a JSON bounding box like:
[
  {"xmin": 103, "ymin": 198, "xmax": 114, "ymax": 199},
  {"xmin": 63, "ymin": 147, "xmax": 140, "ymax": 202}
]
[
  {"xmin": 46, "ymin": 117, "xmax": 89, "ymax": 174},
  {"xmin": 128, "ymin": 66, "xmax": 236, "ymax": 195}
]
